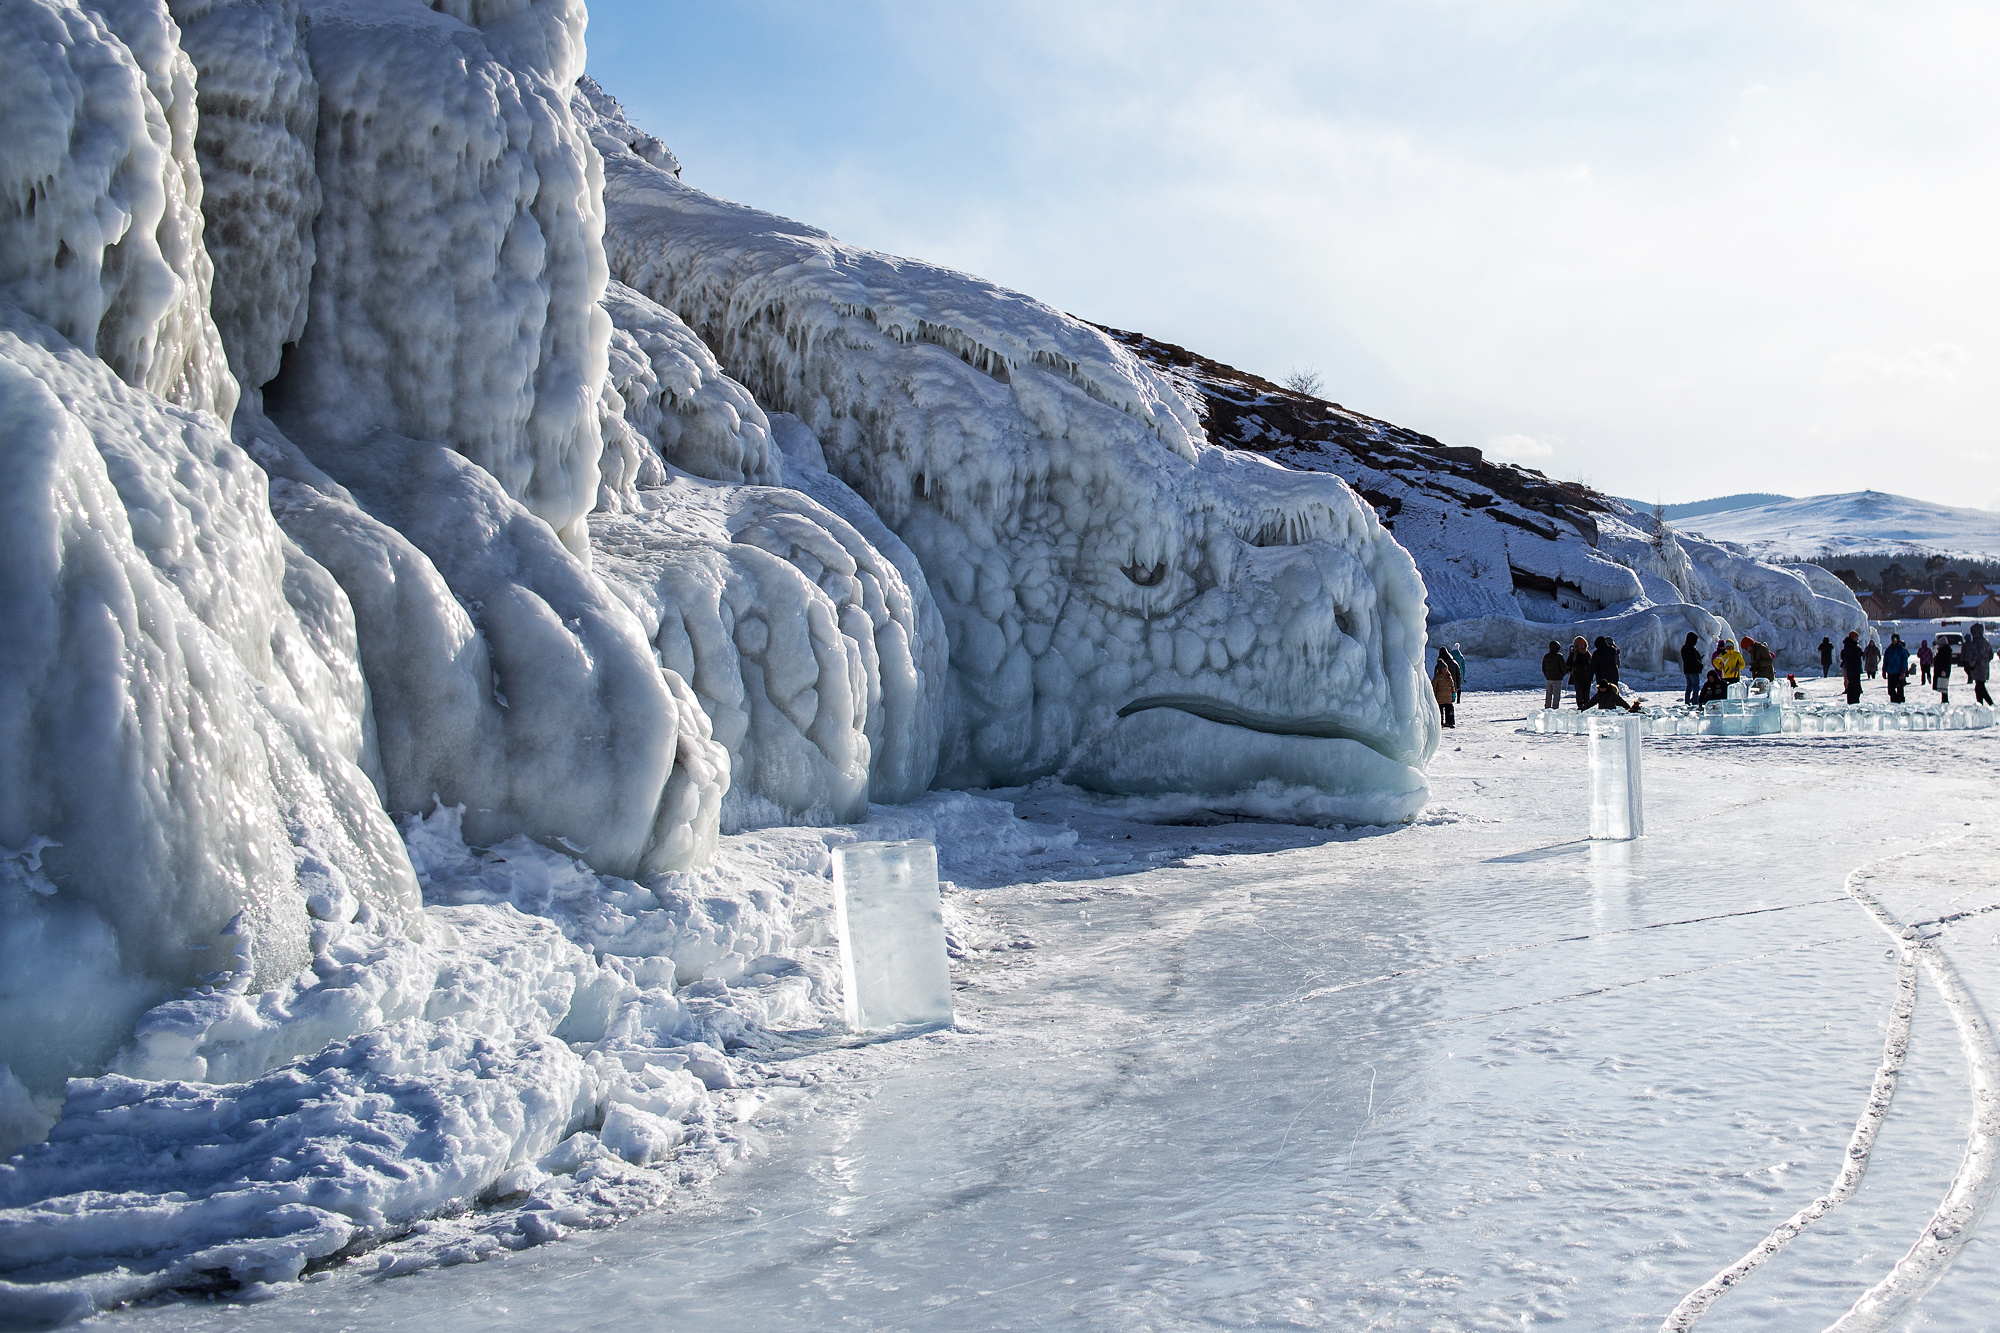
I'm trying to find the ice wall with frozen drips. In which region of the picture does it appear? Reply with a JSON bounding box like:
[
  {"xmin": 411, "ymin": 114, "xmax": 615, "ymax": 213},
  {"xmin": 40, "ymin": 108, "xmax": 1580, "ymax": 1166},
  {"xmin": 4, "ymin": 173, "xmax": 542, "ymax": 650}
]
[
  {"xmin": 578, "ymin": 88, "xmax": 1434, "ymax": 824},
  {"xmin": 266, "ymin": 0, "xmax": 607, "ymax": 558},
  {"xmin": 591, "ymin": 281, "xmax": 946, "ymax": 822}
]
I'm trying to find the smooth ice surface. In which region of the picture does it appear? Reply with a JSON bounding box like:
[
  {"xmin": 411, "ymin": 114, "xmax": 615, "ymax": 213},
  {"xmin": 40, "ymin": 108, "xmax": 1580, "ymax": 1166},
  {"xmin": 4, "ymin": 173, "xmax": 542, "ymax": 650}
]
[
  {"xmin": 104, "ymin": 688, "xmax": 2000, "ymax": 1330},
  {"xmin": 1587, "ymin": 714, "xmax": 1643, "ymax": 840},
  {"xmin": 832, "ymin": 840, "xmax": 951, "ymax": 1030}
]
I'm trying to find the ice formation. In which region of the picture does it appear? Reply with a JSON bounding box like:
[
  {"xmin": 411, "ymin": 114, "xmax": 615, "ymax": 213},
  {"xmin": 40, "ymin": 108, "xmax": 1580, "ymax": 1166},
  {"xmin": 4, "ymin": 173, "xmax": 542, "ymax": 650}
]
[
  {"xmin": 0, "ymin": 302, "xmax": 419, "ymax": 1137},
  {"xmin": 582, "ymin": 85, "xmax": 1437, "ymax": 825},
  {"xmin": 1108, "ymin": 333, "xmax": 1869, "ymax": 673}
]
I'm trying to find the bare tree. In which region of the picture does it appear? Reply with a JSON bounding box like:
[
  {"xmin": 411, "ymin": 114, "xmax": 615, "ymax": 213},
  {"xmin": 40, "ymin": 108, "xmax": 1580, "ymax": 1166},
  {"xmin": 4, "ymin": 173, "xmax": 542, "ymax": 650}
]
[{"xmin": 1281, "ymin": 368, "xmax": 1325, "ymax": 398}]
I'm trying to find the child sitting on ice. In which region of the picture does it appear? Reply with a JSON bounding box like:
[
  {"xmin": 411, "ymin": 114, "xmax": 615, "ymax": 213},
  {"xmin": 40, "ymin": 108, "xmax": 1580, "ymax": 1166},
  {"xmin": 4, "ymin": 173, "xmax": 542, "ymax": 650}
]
[
  {"xmin": 1695, "ymin": 669, "xmax": 1728, "ymax": 705},
  {"xmin": 1587, "ymin": 679, "xmax": 1644, "ymax": 713}
]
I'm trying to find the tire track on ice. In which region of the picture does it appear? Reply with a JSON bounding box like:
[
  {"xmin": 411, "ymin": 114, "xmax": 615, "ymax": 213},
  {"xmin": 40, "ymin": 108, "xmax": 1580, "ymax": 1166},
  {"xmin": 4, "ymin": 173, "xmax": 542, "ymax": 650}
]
[{"xmin": 1662, "ymin": 840, "xmax": 2000, "ymax": 1332}]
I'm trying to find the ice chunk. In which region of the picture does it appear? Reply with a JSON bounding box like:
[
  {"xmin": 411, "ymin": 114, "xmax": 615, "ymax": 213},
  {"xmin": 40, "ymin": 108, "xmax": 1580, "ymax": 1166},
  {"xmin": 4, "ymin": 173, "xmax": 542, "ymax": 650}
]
[
  {"xmin": 1588, "ymin": 715, "xmax": 1643, "ymax": 840},
  {"xmin": 833, "ymin": 841, "xmax": 952, "ymax": 1030}
]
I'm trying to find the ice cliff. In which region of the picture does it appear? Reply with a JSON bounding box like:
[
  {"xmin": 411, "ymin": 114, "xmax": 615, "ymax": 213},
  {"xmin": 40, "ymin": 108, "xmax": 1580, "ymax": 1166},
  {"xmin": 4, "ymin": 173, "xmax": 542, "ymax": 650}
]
[{"xmin": 0, "ymin": 0, "xmax": 1861, "ymax": 1312}]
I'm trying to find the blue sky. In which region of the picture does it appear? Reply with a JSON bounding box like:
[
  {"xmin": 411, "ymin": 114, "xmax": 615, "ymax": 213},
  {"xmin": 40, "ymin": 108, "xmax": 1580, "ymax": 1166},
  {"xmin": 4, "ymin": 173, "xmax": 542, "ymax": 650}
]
[{"xmin": 584, "ymin": 1, "xmax": 2000, "ymax": 510}]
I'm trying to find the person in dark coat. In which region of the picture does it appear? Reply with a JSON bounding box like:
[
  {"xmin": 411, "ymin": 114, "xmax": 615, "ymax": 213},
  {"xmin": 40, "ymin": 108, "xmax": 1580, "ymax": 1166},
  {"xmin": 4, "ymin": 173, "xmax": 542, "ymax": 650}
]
[
  {"xmin": 1592, "ymin": 636, "xmax": 1619, "ymax": 687},
  {"xmin": 1818, "ymin": 637, "xmax": 1835, "ymax": 678},
  {"xmin": 1839, "ymin": 632, "xmax": 1864, "ymax": 704},
  {"xmin": 1567, "ymin": 636, "xmax": 1593, "ymax": 710},
  {"xmin": 1541, "ymin": 640, "xmax": 1566, "ymax": 711},
  {"xmin": 1919, "ymin": 639, "xmax": 1934, "ymax": 684},
  {"xmin": 1449, "ymin": 643, "xmax": 1466, "ymax": 704},
  {"xmin": 1589, "ymin": 679, "xmax": 1643, "ymax": 713},
  {"xmin": 1935, "ymin": 638, "xmax": 1955, "ymax": 703},
  {"xmin": 1745, "ymin": 636, "xmax": 1776, "ymax": 681},
  {"xmin": 1963, "ymin": 624, "xmax": 1995, "ymax": 706},
  {"xmin": 1680, "ymin": 631, "xmax": 1703, "ymax": 706},
  {"xmin": 1862, "ymin": 639, "xmax": 1881, "ymax": 679},
  {"xmin": 1882, "ymin": 635, "xmax": 1910, "ymax": 704},
  {"xmin": 1696, "ymin": 669, "xmax": 1728, "ymax": 705}
]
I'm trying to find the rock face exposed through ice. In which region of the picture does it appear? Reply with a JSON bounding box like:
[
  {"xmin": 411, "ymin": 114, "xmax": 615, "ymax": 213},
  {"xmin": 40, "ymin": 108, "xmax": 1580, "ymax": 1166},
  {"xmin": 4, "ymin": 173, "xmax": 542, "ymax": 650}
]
[
  {"xmin": 1108, "ymin": 332, "xmax": 1867, "ymax": 672},
  {"xmin": 581, "ymin": 87, "xmax": 1436, "ymax": 824}
]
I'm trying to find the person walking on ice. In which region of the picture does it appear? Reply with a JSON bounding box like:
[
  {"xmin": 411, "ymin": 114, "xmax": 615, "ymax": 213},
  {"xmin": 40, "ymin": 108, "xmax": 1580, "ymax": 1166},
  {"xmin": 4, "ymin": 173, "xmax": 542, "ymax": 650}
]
[
  {"xmin": 1963, "ymin": 624, "xmax": 1994, "ymax": 706},
  {"xmin": 1541, "ymin": 640, "xmax": 1566, "ymax": 711},
  {"xmin": 1883, "ymin": 635, "xmax": 1910, "ymax": 704},
  {"xmin": 1919, "ymin": 638, "xmax": 1934, "ymax": 684},
  {"xmin": 1432, "ymin": 652, "xmax": 1458, "ymax": 728},
  {"xmin": 1818, "ymin": 637, "xmax": 1834, "ymax": 678},
  {"xmin": 1840, "ymin": 631, "xmax": 1865, "ymax": 704},
  {"xmin": 1568, "ymin": 636, "xmax": 1593, "ymax": 710},
  {"xmin": 1863, "ymin": 639, "xmax": 1881, "ymax": 680}
]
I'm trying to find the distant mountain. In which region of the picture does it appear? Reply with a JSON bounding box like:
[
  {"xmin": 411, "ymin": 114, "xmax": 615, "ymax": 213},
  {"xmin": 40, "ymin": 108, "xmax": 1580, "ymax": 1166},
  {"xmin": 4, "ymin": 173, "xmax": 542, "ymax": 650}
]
[
  {"xmin": 1612, "ymin": 493, "xmax": 1793, "ymax": 521},
  {"xmin": 1670, "ymin": 491, "xmax": 2000, "ymax": 561}
]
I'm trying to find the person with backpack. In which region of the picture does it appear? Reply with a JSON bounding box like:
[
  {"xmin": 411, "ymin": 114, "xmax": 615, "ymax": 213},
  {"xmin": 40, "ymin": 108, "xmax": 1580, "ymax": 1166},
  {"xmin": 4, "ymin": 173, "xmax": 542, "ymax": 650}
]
[
  {"xmin": 1567, "ymin": 636, "xmax": 1594, "ymax": 710},
  {"xmin": 1745, "ymin": 636, "xmax": 1776, "ymax": 681},
  {"xmin": 1680, "ymin": 631, "xmax": 1703, "ymax": 705},
  {"xmin": 1919, "ymin": 639, "xmax": 1934, "ymax": 684},
  {"xmin": 1541, "ymin": 640, "xmax": 1566, "ymax": 710},
  {"xmin": 1882, "ymin": 635, "xmax": 1910, "ymax": 704},
  {"xmin": 1432, "ymin": 652, "xmax": 1458, "ymax": 728},
  {"xmin": 1962, "ymin": 624, "xmax": 1994, "ymax": 706},
  {"xmin": 1840, "ymin": 632, "xmax": 1865, "ymax": 704},
  {"xmin": 1818, "ymin": 637, "xmax": 1835, "ymax": 678}
]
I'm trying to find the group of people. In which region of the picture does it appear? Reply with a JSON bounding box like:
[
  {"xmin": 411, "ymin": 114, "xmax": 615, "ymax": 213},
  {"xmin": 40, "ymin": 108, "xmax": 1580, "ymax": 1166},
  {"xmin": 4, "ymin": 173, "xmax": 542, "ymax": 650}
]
[
  {"xmin": 1677, "ymin": 632, "xmax": 1775, "ymax": 707},
  {"xmin": 1539, "ymin": 636, "xmax": 1644, "ymax": 713},
  {"xmin": 1823, "ymin": 627, "xmax": 1994, "ymax": 706}
]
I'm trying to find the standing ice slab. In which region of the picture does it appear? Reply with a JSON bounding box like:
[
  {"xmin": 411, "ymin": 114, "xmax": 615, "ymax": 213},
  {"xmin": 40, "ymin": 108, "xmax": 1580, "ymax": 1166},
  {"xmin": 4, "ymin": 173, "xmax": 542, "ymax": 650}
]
[
  {"xmin": 1588, "ymin": 715, "xmax": 1644, "ymax": 840},
  {"xmin": 833, "ymin": 841, "xmax": 953, "ymax": 1030}
]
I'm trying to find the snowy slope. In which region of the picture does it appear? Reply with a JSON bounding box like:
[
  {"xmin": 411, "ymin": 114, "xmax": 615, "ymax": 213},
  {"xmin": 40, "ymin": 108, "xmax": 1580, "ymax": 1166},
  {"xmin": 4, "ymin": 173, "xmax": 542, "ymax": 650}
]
[
  {"xmin": 1100, "ymin": 331, "xmax": 1866, "ymax": 669},
  {"xmin": 1677, "ymin": 490, "xmax": 2000, "ymax": 562}
]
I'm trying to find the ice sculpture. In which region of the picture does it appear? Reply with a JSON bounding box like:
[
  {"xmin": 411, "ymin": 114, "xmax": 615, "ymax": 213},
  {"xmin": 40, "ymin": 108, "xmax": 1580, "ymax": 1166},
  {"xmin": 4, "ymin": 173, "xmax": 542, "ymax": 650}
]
[
  {"xmin": 1587, "ymin": 715, "xmax": 1643, "ymax": 840},
  {"xmin": 589, "ymin": 283, "xmax": 947, "ymax": 826},
  {"xmin": 581, "ymin": 86, "xmax": 1437, "ymax": 824},
  {"xmin": 832, "ymin": 840, "xmax": 952, "ymax": 1029}
]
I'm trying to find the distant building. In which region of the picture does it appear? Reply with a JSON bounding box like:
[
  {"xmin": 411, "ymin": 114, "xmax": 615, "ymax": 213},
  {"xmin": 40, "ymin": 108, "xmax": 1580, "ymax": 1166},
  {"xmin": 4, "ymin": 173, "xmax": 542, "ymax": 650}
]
[{"xmin": 1864, "ymin": 590, "xmax": 1946, "ymax": 620}]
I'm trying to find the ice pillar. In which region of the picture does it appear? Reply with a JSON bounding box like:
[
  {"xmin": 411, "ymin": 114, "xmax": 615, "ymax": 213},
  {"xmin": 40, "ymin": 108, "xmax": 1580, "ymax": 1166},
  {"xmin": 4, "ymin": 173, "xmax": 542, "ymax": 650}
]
[
  {"xmin": 1588, "ymin": 715, "xmax": 1644, "ymax": 840},
  {"xmin": 832, "ymin": 840, "xmax": 954, "ymax": 1029}
]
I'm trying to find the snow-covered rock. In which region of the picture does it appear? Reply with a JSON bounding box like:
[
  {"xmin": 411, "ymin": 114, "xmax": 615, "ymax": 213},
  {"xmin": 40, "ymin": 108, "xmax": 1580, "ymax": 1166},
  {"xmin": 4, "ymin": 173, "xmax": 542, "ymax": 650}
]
[
  {"xmin": 1102, "ymin": 331, "xmax": 1865, "ymax": 672},
  {"xmin": 580, "ymin": 84, "xmax": 1436, "ymax": 826}
]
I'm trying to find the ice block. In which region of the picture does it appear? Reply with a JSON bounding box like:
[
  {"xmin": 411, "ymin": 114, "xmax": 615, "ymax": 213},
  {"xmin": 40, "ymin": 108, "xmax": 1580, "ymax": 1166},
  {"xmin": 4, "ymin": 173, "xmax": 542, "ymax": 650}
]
[
  {"xmin": 833, "ymin": 839, "xmax": 954, "ymax": 1030},
  {"xmin": 1588, "ymin": 715, "xmax": 1644, "ymax": 840}
]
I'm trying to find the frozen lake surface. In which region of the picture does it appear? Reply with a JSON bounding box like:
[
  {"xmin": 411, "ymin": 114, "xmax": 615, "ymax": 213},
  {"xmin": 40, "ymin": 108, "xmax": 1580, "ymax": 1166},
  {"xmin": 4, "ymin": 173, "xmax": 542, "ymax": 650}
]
[{"xmin": 113, "ymin": 680, "xmax": 2000, "ymax": 1331}]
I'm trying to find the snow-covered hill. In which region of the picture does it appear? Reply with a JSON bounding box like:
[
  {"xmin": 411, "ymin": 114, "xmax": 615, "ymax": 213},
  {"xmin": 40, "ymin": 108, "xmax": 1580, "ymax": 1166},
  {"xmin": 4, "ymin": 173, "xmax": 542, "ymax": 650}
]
[{"xmin": 1674, "ymin": 491, "xmax": 2000, "ymax": 562}]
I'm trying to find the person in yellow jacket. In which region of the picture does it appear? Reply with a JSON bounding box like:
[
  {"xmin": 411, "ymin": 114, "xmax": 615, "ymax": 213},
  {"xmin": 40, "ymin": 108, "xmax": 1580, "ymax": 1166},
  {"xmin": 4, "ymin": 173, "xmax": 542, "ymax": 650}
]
[{"xmin": 1715, "ymin": 641, "xmax": 1745, "ymax": 683}]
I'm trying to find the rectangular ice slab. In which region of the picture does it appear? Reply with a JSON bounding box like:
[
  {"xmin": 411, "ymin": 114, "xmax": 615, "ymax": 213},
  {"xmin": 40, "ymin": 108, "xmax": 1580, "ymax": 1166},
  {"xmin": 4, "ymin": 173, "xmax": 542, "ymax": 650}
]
[
  {"xmin": 1588, "ymin": 715, "xmax": 1644, "ymax": 840},
  {"xmin": 833, "ymin": 840, "xmax": 954, "ymax": 1030}
]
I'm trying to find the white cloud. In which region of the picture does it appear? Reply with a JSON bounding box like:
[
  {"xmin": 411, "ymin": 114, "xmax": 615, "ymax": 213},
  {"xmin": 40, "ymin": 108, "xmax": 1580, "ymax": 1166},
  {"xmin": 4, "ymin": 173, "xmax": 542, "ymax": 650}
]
[
  {"xmin": 1485, "ymin": 433, "xmax": 1556, "ymax": 462},
  {"xmin": 1823, "ymin": 344, "xmax": 1970, "ymax": 386}
]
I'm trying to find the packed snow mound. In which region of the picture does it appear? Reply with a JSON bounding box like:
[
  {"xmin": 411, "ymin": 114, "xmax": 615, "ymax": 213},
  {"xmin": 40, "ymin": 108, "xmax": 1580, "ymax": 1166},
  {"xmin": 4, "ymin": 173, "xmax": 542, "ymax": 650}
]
[
  {"xmin": 264, "ymin": 0, "xmax": 607, "ymax": 558},
  {"xmin": 0, "ymin": 0, "xmax": 236, "ymax": 421},
  {"xmin": 1105, "ymin": 331, "xmax": 1866, "ymax": 672},
  {"xmin": 0, "ymin": 790, "xmax": 1075, "ymax": 1319},
  {"xmin": 1677, "ymin": 490, "xmax": 2000, "ymax": 563},
  {"xmin": 580, "ymin": 86, "xmax": 1435, "ymax": 824},
  {"xmin": 0, "ymin": 306, "xmax": 420, "ymax": 1148},
  {"xmin": 166, "ymin": 0, "xmax": 320, "ymax": 395}
]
